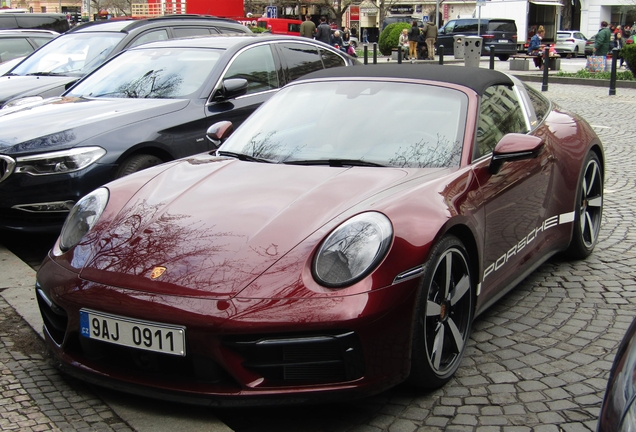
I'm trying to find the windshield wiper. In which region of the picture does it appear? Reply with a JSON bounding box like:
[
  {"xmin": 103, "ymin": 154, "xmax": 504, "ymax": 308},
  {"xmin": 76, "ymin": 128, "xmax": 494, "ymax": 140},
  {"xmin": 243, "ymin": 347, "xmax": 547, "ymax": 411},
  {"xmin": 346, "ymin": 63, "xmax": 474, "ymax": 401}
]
[
  {"xmin": 217, "ymin": 150, "xmax": 273, "ymax": 163},
  {"xmin": 25, "ymin": 71, "xmax": 68, "ymax": 76},
  {"xmin": 285, "ymin": 159, "xmax": 386, "ymax": 167}
]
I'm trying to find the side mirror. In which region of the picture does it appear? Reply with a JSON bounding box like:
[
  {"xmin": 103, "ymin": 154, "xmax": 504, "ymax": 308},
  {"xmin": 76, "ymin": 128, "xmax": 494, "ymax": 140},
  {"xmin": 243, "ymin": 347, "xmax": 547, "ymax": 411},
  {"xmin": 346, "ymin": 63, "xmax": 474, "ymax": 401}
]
[
  {"xmin": 489, "ymin": 133, "xmax": 544, "ymax": 174},
  {"xmin": 206, "ymin": 121, "xmax": 234, "ymax": 148},
  {"xmin": 213, "ymin": 78, "xmax": 248, "ymax": 101}
]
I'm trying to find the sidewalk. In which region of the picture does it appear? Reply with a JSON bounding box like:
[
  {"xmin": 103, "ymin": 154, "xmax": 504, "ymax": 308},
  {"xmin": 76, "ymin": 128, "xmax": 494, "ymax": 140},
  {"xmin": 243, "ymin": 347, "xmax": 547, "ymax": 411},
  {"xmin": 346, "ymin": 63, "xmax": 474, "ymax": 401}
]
[{"xmin": 0, "ymin": 244, "xmax": 232, "ymax": 431}]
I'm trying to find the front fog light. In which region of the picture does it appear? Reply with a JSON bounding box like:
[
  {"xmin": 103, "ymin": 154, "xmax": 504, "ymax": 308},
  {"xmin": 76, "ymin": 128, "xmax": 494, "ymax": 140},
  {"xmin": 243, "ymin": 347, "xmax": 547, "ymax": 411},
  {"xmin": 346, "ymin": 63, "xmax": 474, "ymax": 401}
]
[{"xmin": 313, "ymin": 212, "xmax": 393, "ymax": 288}]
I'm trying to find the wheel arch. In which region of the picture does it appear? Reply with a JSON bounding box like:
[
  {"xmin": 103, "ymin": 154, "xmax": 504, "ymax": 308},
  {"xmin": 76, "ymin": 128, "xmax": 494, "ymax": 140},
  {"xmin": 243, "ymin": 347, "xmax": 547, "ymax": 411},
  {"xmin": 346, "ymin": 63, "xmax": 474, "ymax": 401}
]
[
  {"xmin": 443, "ymin": 223, "xmax": 481, "ymax": 293},
  {"xmin": 111, "ymin": 143, "xmax": 175, "ymax": 179}
]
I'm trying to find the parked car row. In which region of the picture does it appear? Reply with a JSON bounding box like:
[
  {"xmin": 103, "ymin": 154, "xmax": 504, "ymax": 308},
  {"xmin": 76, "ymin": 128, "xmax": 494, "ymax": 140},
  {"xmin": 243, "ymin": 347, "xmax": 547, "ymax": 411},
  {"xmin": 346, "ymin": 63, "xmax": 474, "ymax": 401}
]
[{"xmin": 0, "ymin": 14, "xmax": 629, "ymax": 426}]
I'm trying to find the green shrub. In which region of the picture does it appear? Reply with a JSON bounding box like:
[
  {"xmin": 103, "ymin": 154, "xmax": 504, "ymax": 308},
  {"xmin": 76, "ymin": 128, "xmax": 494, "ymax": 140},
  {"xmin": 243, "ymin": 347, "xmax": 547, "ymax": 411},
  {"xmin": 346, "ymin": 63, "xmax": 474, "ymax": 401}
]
[
  {"xmin": 620, "ymin": 43, "xmax": 636, "ymax": 76},
  {"xmin": 555, "ymin": 69, "xmax": 635, "ymax": 80},
  {"xmin": 250, "ymin": 26, "xmax": 268, "ymax": 33},
  {"xmin": 378, "ymin": 22, "xmax": 411, "ymax": 56}
]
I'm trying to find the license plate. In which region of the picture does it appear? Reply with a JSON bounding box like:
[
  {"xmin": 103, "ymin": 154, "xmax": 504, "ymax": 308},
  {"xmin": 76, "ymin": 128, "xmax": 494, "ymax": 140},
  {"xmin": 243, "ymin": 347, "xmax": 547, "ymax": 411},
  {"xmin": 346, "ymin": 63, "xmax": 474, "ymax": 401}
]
[
  {"xmin": 498, "ymin": 39, "xmax": 509, "ymax": 43},
  {"xmin": 80, "ymin": 309, "xmax": 186, "ymax": 356}
]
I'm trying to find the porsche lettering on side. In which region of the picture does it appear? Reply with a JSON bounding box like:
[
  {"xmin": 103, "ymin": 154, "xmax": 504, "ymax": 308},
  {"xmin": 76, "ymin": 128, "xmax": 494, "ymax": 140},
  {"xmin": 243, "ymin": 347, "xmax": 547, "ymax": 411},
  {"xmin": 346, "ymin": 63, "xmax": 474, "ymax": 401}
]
[{"xmin": 36, "ymin": 65, "xmax": 603, "ymax": 406}]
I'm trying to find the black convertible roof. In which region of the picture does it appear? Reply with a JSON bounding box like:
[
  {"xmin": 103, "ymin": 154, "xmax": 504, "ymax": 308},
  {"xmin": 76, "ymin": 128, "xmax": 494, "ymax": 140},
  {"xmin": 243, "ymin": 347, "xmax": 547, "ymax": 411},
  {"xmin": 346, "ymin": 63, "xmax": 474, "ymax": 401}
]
[{"xmin": 299, "ymin": 64, "xmax": 514, "ymax": 96}]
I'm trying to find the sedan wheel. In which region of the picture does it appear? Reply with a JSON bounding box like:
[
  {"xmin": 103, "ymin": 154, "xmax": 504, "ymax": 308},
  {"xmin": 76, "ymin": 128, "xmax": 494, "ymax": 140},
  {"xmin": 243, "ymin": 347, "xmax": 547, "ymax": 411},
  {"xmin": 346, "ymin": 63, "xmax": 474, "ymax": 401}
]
[
  {"xmin": 409, "ymin": 235, "xmax": 474, "ymax": 388},
  {"xmin": 115, "ymin": 154, "xmax": 163, "ymax": 178},
  {"xmin": 565, "ymin": 151, "xmax": 603, "ymax": 259}
]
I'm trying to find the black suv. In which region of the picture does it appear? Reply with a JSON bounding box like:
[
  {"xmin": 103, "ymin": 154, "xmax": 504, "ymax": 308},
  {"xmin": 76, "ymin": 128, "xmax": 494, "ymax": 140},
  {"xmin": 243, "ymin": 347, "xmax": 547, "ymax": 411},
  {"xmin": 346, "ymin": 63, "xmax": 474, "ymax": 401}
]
[
  {"xmin": 436, "ymin": 18, "xmax": 517, "ymax": 61},
  {"xmin": 0, "ymin": 13, "xmax": 70, "ymax": 33},
  {"xmin": 0, "ymin": 15, "xmax": 250, "ymax": 107}
]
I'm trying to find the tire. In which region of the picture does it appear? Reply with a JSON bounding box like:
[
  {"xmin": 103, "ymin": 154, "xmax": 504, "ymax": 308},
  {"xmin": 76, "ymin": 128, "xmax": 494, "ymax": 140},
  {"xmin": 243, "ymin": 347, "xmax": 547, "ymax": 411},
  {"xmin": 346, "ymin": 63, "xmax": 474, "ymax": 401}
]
[
  {"xmin": 115, "ymin": 154, "xmax": 163, "ymax": 178},
  {"xmin": 409, "ymin": 235, "xmax": 474, "ymax": 389},
  {"xmin": 498, "ymin": 55, "xmax": 510, "ymax": 61},
  {"xmin": 564, "ymin": 151, "xmax": 603, "ymax": 259},
  {"xmin": 574, "ymin": 47, "xmax": 579, "ymax": 58}
]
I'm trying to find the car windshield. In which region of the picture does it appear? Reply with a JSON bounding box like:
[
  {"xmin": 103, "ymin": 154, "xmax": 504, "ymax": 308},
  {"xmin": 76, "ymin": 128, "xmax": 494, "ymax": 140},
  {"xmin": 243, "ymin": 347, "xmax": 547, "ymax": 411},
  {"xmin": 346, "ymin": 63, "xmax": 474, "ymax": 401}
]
[
  {"xmin": 220, "ymin": 80, "xmax": 467, "ymax": 168},
  {"xmin": 557, "ymin": 33, "xmax": 571, "ymax": 39},
  {"xmin": 8, "ymin": 31, "xmax": 125, "ymax": 77},
  {"xmin": 66, "ymin": 47, "xmax": 221, "ymax": 99}
]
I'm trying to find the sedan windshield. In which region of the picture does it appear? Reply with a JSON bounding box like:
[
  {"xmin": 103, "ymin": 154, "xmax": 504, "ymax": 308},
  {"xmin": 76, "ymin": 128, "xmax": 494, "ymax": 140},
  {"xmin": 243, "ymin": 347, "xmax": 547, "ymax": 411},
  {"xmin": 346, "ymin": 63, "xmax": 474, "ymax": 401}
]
[
  {"xmin": 8, "ymin": 32, "xmax": 125, "ymax": 77},
  {"xmin": 66, "ymin": 47, "xmax": 221, "ymax": 99},
  {"xmin": 220, "ymin": 81, "xmax": 468, "ymax": 168}
]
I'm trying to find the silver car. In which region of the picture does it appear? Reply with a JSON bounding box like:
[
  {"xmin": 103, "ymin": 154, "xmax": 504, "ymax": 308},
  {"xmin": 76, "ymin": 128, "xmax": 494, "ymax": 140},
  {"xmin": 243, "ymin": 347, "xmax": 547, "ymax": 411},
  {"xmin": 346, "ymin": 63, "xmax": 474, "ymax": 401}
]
[{"xmin": 554, "ymin": 30, "xmax": 588, "ymax": 57}]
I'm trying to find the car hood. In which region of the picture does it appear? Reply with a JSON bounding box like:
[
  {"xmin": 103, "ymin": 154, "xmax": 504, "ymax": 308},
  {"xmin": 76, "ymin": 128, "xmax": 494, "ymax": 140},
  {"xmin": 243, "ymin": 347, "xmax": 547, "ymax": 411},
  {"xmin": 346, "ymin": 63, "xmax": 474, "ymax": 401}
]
[
  {"xmin": 0, "ymin": 75, "xmax": 75, "ymax": 105},
  {"xmin": 78, "ymin": 157, "xmax": 443, "ymax": 299},
  {"xmin": 0, "ymin": 97, "xmax": 190, "ymax": 154}
]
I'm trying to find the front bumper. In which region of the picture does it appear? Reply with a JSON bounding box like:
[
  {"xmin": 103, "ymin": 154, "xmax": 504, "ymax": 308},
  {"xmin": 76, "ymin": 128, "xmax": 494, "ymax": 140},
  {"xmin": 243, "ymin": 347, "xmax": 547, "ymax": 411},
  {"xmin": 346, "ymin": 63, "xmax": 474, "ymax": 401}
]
[{"xmin": 36, "ymin": 256, "xmax": 420, "ymax": 406}]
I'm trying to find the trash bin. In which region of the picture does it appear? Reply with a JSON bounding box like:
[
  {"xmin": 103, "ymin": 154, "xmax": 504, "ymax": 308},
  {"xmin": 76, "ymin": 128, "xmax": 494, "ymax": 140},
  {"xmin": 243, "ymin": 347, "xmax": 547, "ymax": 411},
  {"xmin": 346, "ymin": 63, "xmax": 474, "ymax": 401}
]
[
  {"xmin": 453, "ymin": 35, "xmax": 465, "ymax": 59},
  {"xmin": 464, "ymin": 36, "xmax": 482, "ymax": 67}
]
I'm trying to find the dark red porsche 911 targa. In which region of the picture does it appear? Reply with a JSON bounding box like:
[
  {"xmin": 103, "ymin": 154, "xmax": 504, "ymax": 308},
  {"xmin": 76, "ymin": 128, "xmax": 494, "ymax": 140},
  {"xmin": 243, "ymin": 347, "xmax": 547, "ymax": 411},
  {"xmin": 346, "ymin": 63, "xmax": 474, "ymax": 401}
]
[{"xmin": 35, "ymin": 65, "xmax": 604, "ymax": 406}]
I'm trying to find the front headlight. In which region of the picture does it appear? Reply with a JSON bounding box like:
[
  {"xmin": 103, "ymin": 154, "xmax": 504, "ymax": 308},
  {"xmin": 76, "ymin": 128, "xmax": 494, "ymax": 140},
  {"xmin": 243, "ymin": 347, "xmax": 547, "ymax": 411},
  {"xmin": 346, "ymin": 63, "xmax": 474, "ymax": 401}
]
[
  {"xmin": 58, "ymin": 188, "xmax": 109, "ymax": 253},
  {"xmin": 2, "ymin": 96, "xmax": 44, "ymax": 109},
  {"xmin": 313, "ymin": 212, "xmax": 393, "ymax": 288},
  {"xmin": 15, "ymin": 147, "xmax": 106, "ymax": 175}
]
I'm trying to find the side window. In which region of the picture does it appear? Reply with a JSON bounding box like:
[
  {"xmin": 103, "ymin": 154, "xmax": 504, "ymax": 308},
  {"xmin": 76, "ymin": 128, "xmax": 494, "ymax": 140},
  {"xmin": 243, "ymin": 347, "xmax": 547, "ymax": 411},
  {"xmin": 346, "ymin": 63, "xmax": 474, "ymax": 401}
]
[
  {"xmin": 320, "ymin": 48, "xmax": 346, "ymax": 69},
  {"xmin": 224, "ymin": 44, "xmax": 279, "ymax": 94},
  {"xmin": 216, "ymin": 26, "xmax": 249, "ymax": 34},
  {"xmin": 173, "ymin": 27, "xmax": 212, "ymax": 38},
  {"xmin": 0, "ymin": 38, "xmax": 34, "ymax": 62},
  {"xmin": 524, "ymin": 84, "xmax": 550, "ymax": 124},
  {"xmin": 31, "ymin": 37, "xmax": 54, "ymax": 48},
  {"xmin": 475, "ymin": 85, "xmax": 528, "ymax": 159},
  {"xmin": 442, "ymin": 21, "xmax": 456, "ymax": 34},
  {"xmin": 129, "ymin": 29, "xmax": 169, "ymax": 48},
  {"xmin": 278, "ymin": 42, "xmax": 324, "ymax": 82}
]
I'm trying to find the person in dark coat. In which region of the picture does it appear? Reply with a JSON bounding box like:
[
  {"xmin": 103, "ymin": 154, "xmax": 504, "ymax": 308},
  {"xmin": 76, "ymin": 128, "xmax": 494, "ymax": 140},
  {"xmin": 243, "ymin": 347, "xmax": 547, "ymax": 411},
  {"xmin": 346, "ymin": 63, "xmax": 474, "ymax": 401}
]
[
  {"xmin": 594, "ymin": 21, "xmax": 612, "ymax": 56},
  {"xmin": 314, "ymin": 16, "xmax": 331, "ymax": 44},
  {"xmin": 408, "ymin": 21, "xmax": 420, "ymax": 61}
]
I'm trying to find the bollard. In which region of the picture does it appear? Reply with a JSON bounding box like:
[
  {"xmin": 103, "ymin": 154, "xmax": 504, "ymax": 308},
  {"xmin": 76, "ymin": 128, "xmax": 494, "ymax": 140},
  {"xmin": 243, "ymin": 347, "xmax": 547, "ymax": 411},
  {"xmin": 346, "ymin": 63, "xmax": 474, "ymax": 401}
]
[
  {"xmin": 398, "ymin": 46, "xmax": 402, "ymax": 64},
  {"xmin": 489, "ymin": 46, "xmax": 495, "ymax": 69},
  {"xmin": 541, "ymin": 48, "xmax": 549, "ymax": 92},
  {"xmin": 438, "ymin": 45, "xmax": 444, "ymax": 65},
  {"xmin": 609, "ymin": 47, "xmax": 618, "ymax": 96},
  {"xmin": 363, "ymin": 44, "xmax": 368, "ymax": 65},
  {"xmin": 373, "ymin": 43, "xmax": 378, "ymax": 64}
]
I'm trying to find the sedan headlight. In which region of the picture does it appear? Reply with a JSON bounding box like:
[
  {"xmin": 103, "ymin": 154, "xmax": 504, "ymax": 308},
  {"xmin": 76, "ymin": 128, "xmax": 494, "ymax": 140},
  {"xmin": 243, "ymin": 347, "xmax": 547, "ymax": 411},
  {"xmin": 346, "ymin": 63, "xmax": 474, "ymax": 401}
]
[
  {"xmin": 58, "ymin": 188, "xmax": 109, "ymax": 253},
  {"xmin": 15, "ymin": 147, "xmax": 106, "ymax": 175},
  {"xmin": 2, "ymin": 96, "xmax": 44, "ymax": 109},
  {"xmin": 313, "ymin": 212, "xmax": 393, "ymax": 288}
]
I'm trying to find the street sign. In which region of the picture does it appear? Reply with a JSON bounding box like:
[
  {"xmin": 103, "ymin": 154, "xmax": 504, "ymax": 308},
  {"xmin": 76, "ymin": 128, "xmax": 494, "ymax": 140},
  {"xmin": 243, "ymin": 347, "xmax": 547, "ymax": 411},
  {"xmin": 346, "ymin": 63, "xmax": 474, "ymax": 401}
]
[
  {"xmin": 476, "ymin": 0, "xmax": 486, "ymax": 5},
  {"xmin": 266, "ymin": 6, "xmax": 277, "ymax": 18}
]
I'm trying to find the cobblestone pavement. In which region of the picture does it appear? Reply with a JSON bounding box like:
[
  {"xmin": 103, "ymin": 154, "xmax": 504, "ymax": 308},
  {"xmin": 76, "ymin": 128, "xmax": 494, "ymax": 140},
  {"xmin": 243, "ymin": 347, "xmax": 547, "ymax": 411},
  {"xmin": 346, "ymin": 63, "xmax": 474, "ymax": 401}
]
[
  {"xmin": 1, "ymin": 81, "xmax": 635, "ymax": 431},
  {"xmin": 0, "ymin": 297, "xmax": 134, "ymax": 431}
]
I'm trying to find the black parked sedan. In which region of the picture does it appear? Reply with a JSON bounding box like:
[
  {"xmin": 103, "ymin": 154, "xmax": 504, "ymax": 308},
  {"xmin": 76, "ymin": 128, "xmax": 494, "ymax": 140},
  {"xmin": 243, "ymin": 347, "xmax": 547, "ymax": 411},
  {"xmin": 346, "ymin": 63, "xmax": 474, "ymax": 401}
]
[
  {"xmin": 0, "ymin": 15, "xmax": 250, "ymax": 107},
  {"xmin": 0, "ymin": 34, "xmax": 356, "ymax": 232}
]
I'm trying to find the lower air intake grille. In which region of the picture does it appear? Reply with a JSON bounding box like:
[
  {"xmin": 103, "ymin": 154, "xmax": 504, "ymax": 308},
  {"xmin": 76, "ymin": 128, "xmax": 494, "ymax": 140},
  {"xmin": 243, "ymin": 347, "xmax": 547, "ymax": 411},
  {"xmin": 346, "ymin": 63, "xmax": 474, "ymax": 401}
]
[{"xmin": 225, "ymin": 331, "xmax": 365, "ymax": 385}]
